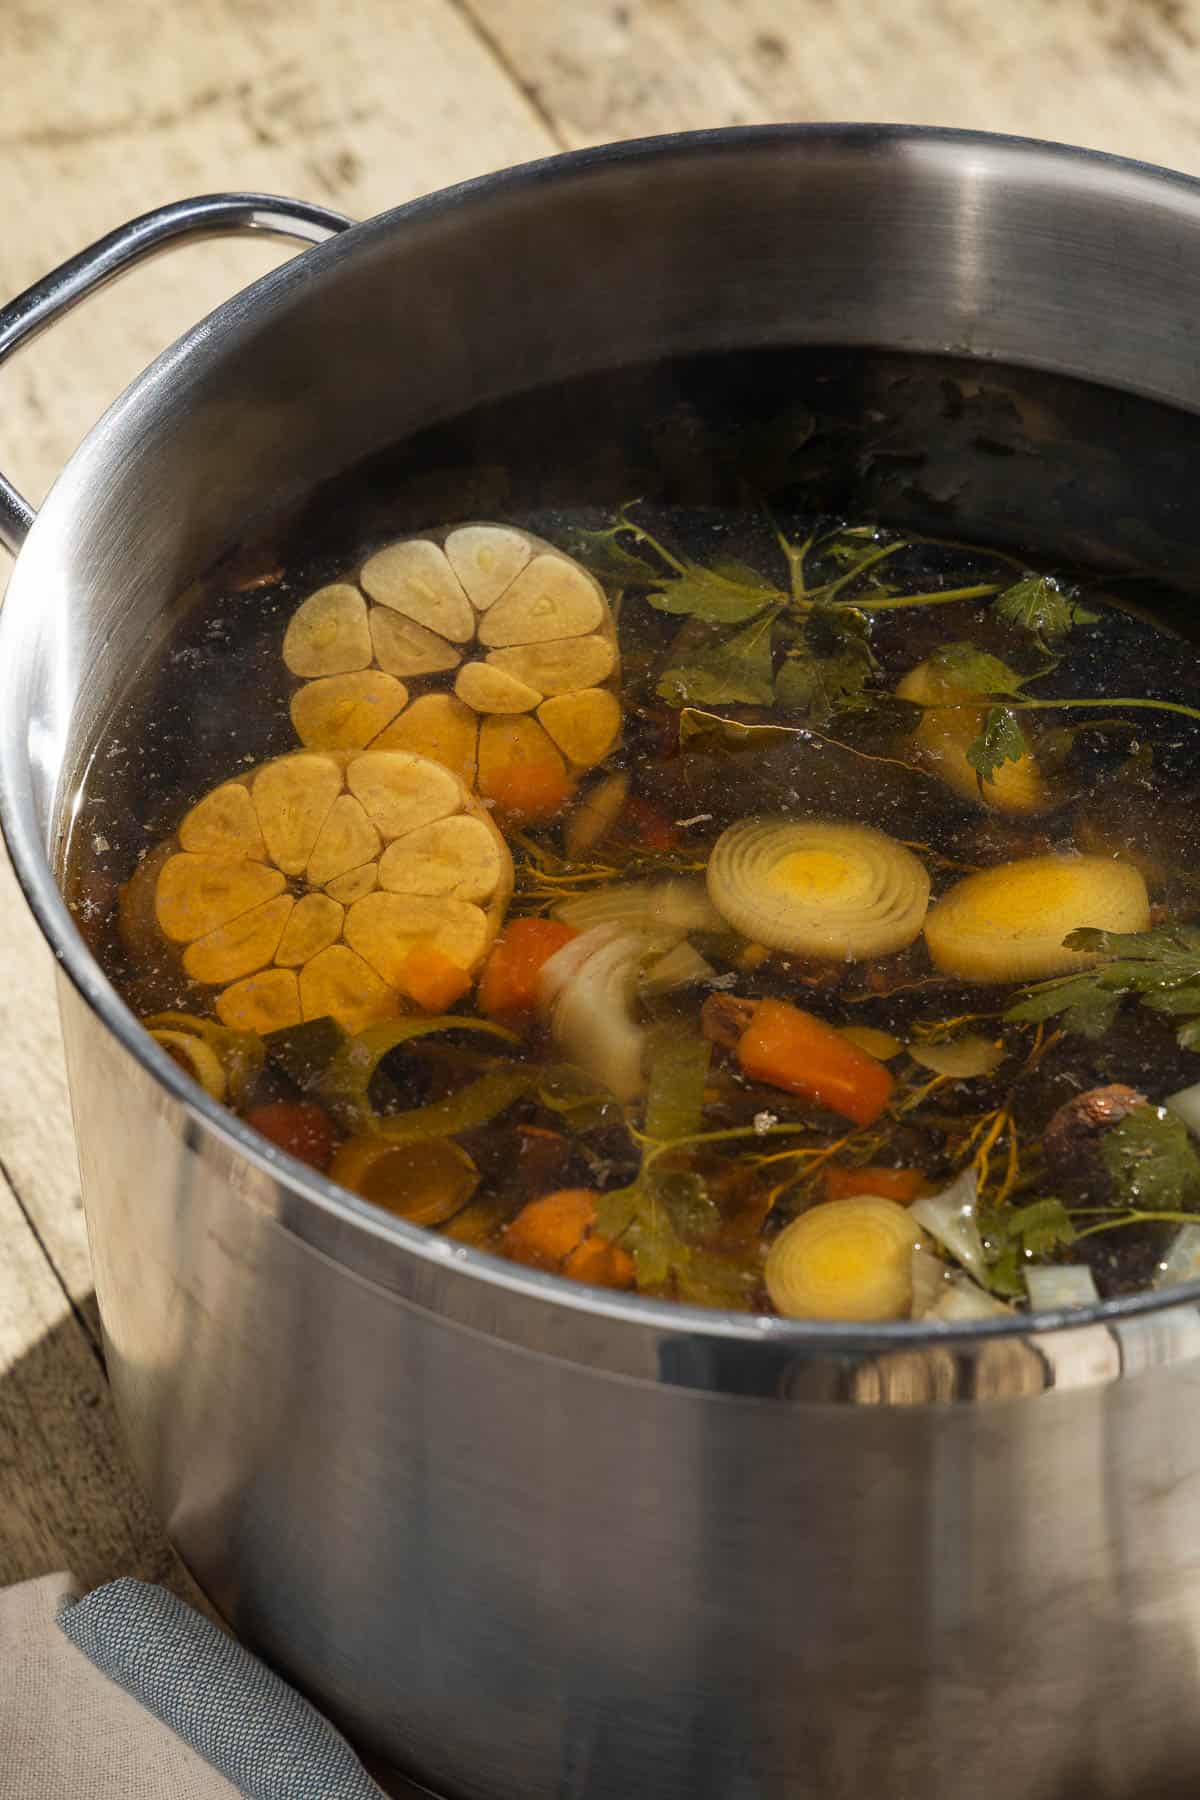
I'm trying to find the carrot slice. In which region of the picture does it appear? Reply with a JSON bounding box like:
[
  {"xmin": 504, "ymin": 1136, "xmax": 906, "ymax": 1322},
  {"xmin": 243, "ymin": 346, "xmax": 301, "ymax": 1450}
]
[
  {"xmin": 502, "ymin": 1188, "xmax": 634, "ymax": 1290},
  {"xmin": 824, "ymin": 1164, "xmax": 924, "ymax": 1205},
  {"xmin": 401, "ymin": 942, "xmax": 473, "ymax": 1012},
  {"xmin": 245, "ymin": 1101, "xmax": 337, "ymax": 1172},
  {"xmin": 478, "ymin": 917, "xmax": 577, "ymax": 1019},
  {"xmin": 503, "ymin": 1189, "xmax": 596, "ymax": 1270},
  {"xmin": 736, "ymin": 998, "xmax": 894, "ymax": 1127}
]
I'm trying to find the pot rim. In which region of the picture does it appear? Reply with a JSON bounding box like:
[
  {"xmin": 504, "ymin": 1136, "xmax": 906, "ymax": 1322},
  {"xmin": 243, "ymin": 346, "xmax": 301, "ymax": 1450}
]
[{"xmin": 7, "ymin": 120, "xmax": 1200, "ymax": 1351}]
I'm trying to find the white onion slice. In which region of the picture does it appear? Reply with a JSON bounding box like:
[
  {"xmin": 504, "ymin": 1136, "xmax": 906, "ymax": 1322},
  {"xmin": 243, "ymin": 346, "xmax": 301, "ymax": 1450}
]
[
  {"xmin": 910, "ymin": 1244, "xmax": 950, "ymax": 1319},
  {"xmin": 638, "ymin": 941, "xmax": 715, "ymax": 998},
  {"xmin": 929, "ymin": 1274, "xmax": 1012, "ymax": 1321},
  {"xmin": 547, "ymin": 929, "xmax": 650, "ymax": 1102},
  {"xmin": 910, "ymin": 1169, "xmax": 986, "ymax": 1282},
  {"xmin": 1164, "ymin": 1082, "xmax": 1200, "ymax": 1139},
  {"xmin": 1024, "ymin": 1265, "xmax": 1099, "ymax": 1311},
  {"xmin": 1154, "ymin": 1224, "xmax": 1200, "ymax": 1289},
  {"xmin": 554, "ymin": 877, "xmax": 723, "ymax": 945}
]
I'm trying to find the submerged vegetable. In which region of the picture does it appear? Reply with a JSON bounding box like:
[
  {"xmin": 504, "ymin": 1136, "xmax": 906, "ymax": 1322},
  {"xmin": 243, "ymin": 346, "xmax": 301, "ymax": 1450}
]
[
  {"xmin": 83, "ymin": 488, "xmax": 1200, "ymax": 1319},
  {"xmin": 908, "ymin": 1035, "xmax": 1006, "ymax": 1079},
  {"xmin": 121, "ymin": 750, "xmax": 513, "ymax": 1032},
  {"xmin": 1024, "ymin": 1264, "xmax": 1099, "ymax": 1311},
  {"xmin": 910, "ymin": 1170, "xmax": 987, "ymax": 1282},
  {"xmin": 824, "ymin": 1166, "xmax": 924, "ymax": 1204},
  {"xmin": 728, "ymin": 996, "xmax": 895, "ymax": 1126},
  {"xmin": 283, "ymin": 525, "xmax": 621, "ymax": 820},
  {"xmin": 478, "ymin": 916, "xmax": 578, "ymax": 1020},
  {"xmin": 330, "ymin": 1135, "xmax": 479, "ymax": 1223},
  {"xmin": 244, "ymin": 1101, "xmax": 337, "ymax": 1172},
  {"xmin": 766, "ymin": 1197, "xmax": 923, "ymax": 1321},
  {"xmin": 148, "ymin": 1028, "xmax": 227, "ymax": 1100},
  {"xmin": 503, "ymin": 1189, "xmax": 635, "ymax": 1289},
  {"xmin": 924, "ymin": 855, "xmax": 1150, "ymax": 983},
  {"xmin": 540, "ymin": 927, "xmax": 651, "ymax": 1102},
  {"xmin": 897, "ymin": 654, "xmax": 1050, "ymax": 815},
  {"xmin": 554, "ymin": 877, "xmax": 724, "ymax": 944},
  {"xmin": 707, "ymin": 819, "xmax": 930, "ymax": 959}
]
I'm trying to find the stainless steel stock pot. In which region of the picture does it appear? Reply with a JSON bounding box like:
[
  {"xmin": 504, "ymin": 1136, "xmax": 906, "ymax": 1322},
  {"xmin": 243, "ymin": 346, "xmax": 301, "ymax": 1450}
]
[{"xmin": 5, "ymin": 128, "xmax": 1200, "ymax": 1800}]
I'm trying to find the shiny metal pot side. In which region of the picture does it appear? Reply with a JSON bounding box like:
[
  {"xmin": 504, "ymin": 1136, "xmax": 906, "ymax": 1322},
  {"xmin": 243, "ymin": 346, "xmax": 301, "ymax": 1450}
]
[{"xmin": 4, "ymin": 130, "xmax": 1200, "ymax": 1798}]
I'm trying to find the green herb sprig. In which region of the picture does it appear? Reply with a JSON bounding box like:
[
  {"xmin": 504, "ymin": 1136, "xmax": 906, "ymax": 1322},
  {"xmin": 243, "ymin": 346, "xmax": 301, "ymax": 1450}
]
[{"xmin": 1007, "ymin": 926, "xmax": 1200, "ymax": 1050}]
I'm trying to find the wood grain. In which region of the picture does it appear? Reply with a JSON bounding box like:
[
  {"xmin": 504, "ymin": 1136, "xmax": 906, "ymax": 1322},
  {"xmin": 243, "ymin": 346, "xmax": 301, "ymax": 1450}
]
[{"xmin": 466, "ymin": 0, "xmax": 1200, "ymax": 173}]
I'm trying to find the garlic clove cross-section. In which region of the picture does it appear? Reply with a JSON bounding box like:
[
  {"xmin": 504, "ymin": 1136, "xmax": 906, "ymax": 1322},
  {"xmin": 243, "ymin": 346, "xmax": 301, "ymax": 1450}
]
[
  {"xmin": 283, "ymin": 524, "xmax": 622, "ymax": 821},
  {"xmin": 120, "ymin": 748, "xmax": 514, "ymax": 1034}
]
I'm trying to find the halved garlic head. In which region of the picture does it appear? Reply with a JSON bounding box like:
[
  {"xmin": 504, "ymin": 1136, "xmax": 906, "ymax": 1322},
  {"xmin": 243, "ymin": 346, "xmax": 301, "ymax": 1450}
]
[
  {"xmin": 124, "ymin": 750, "xmax": 513, "ymax": 1034},
  {"xmin": 766, "ymin": 1197, "xmax": 922, "ymax": 1321},
  {"xmin": 897, "ymin": 657, "xmax": 1051, "ymax": 815},
  {"xmin": 283, "ymin": 524, "xmax": 621, "ymax": 820},
  {"xmin": 707, "ymin": 819, "xmax": 930, "ymax": 959},
  {"xmin": 924, "ymin": 853, "xmax": 1150, "ymax": 983}
]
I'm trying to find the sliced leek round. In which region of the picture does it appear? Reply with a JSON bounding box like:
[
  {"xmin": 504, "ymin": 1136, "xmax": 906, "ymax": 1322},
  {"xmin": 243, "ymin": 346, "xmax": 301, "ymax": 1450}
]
[
  {"xmin": 123, "ymin": 749, "xmax": 513, "ymax": 1034},
  {"xmin": 924, "ymin": 853, "xmax": 1150, "ymax": 982},
  {"xmin": 766, "ymin": 1198, "xmax": 923, "ymax": 1321},
  {"xmin": 284, "ymin": 524, "xmax": 622, "ymax": 818},
  {"xmin": 897, "ymin": 657, "xmax": 1051, "ymax": 816},
  {"xmin": 707, "ymin": 819, "xmax": 930, "ymax": 960}
]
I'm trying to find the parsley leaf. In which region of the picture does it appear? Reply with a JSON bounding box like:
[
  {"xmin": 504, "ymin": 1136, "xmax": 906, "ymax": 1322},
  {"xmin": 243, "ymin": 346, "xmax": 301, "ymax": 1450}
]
[
  {"xmin": 1007, "ymin": 925, "xmax": 1200, "ymax": 1049},
  {"xmin": 557, "ymin": 517, "xmax": 666, "ymax": 584},
  {"xmin": 929, "ymin": 642, "xmax": 1028, "ymax": 696},
  {"xmin": 1102, "ymin": 1107, "xmax": 1200, "ymax": 1212},
  {"xmin": 965, "ymin": 705, "xmax": 1030, "ymax": 788},
  {"xmin": 656, "ymin": 609, "xmax": 780, "ymax": 707},
  {"xmin": 994, "ymin": 574, "xmax": 1099, "ymax": 643},
  {"xmin": 774, "ymin": 604, "xmax": 878, "ymax": 723},
  {"xmin": 980, "ymin": 1197, "xmax": 1077, "ymax": 1297}
]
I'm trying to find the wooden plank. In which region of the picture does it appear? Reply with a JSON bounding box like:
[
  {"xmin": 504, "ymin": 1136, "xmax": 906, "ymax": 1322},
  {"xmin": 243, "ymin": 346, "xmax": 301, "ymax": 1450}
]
[
  {"xmin": 0, "ymin": 1168, "xmax": 194, "ymax": 1596},
  {"xmin": 461, "ymin": 0, "xmax": 1200, "ymax": 175},
  {"xmin": 0, "ymin": 0, "xmax": 556, "ymax": 1322}
]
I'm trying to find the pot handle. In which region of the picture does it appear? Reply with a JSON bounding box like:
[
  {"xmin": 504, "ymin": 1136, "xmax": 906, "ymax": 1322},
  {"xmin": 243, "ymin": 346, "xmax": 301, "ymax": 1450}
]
[{"xmin": 0, "ymin": 191, "xmax": 353, "ymax": 557}]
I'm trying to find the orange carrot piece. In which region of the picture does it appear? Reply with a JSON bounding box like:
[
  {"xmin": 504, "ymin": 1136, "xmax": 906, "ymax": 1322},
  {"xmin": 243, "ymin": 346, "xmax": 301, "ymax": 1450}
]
[
  {"xmin": 824, "ymin": 1164, "xmax": 924, "ymax": 1205},
  {"xmin": 503, "ymin": 1188, "xmax": 597, "ymax": 1270},
  {"xmin": 564, "ymin": 1234, "xmax": 636, "ymax": 1290},
  {"xmin": 245, "ymin": 1101, "xmax": 337, "ymax": 1172},
  {"xmin": 502, "ymin": 1187, "xmax": 633, "ymax": 1289},
  {"xmin": 736, "ymin": 998, "xmax": 895, "ymax": 1127},
  {"xmin": 478, "ymin": 917, "xmax": 577, "ymax": 1019},
  {"xmin": 401, "ymin": 942, "xmax": 472, "ymax": 1013},
  {"xmin": 618, "ymin": 794, "xmax": 678, "ymax": 852}
]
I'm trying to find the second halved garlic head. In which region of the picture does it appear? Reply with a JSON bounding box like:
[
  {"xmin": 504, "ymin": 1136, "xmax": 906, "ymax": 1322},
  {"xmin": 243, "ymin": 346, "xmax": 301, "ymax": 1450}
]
[
  {"xmin": 283, "ymin": 524, "xmax": 622, "ymax": 822},
  {"xmin": 119, "ymin": 749, "xmax": 513, "ymax": 1035}
]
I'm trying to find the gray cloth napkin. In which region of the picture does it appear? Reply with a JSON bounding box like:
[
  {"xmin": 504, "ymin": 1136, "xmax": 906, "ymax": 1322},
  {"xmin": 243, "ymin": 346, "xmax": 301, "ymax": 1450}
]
[{"xmin": 0, "ymin": 1571, "xmax": 388, "ymax": 1799}]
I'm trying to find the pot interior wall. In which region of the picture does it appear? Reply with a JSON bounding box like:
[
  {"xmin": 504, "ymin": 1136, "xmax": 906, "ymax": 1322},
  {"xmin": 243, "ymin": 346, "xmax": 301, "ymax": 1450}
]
[
  {"xmin": 8, "ymin": 129, "xmax": 1200, "ymax": 867},
  {"xmin": 55, "ymin": 341, "xmax": 1200, "ymax": 915}
]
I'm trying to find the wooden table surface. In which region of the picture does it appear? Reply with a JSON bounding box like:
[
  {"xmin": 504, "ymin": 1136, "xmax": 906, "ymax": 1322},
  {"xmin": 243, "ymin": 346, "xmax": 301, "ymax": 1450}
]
[{"xmin": 4, "ymin": 0, "xmax": 1200, "ymax": 1598}]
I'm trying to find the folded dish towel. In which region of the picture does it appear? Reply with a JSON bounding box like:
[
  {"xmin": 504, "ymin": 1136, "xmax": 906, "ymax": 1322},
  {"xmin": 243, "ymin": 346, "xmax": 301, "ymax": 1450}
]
[{"xmin": 0, "ymin": 1571, "xmax": 389, "ymax": 1799}]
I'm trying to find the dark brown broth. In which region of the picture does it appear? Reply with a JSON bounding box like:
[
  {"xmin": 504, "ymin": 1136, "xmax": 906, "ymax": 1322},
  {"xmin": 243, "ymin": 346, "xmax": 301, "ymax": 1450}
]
[{"xmin": 63, "ymin": 348, "xmax": 1200, "ymax": 1314}]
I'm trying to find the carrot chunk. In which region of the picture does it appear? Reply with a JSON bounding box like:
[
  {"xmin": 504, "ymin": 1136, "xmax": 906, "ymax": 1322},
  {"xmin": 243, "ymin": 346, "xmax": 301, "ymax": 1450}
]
[
  {"xmin": 502, "ymin": 1188, "xmax": 634, "ymax": 1290},
  {"xmin": 736, "ymin": 997, "xmax": 894, "ymax": 1127},
  {"xmin": 824, "ymin": 1164, "xmax": 924, "ymax": 1205},
  {"xmin": 401, "ymin": 942, "xmax": 473, "ymax": 1012},
  {"xmin": 478, "ymin": 917, "xmax": 577, "ymax": 1019},
  {"xmin": 245, "ymin": 1101, "xmax": 337, "ymax": 1172}
]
